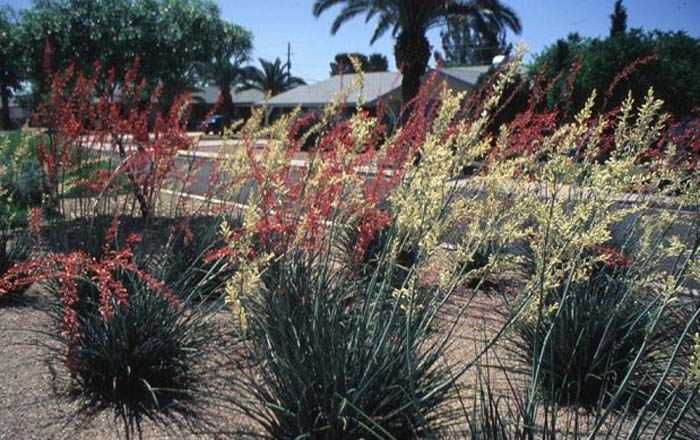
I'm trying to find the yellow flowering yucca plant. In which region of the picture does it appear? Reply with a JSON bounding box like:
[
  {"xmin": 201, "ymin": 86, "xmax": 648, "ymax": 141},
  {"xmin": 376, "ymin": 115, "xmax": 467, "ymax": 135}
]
[
  {"xmin": 0, "ymin": 126, "xmax": 45, "ymax": 212},
  {"xmin": 210, "ymin": 46, "xmax": 700, "ymax": 437},
  {"xmin": 209, "ymin": 49, "xmax": 534, "ymax": 438},
  {"xmin": 489, "ymin": 85, "xmax": 700, "ymax": 437},
  {"xmin": 1, "ymin": 128, "xmax": 39, "ymax": 292}
]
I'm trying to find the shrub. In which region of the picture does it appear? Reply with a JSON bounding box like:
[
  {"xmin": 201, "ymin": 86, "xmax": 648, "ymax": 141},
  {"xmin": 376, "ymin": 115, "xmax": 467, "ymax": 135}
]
[
  {"xmin": 141, "ymin": 216, "xmax": 239, "ymax": 302},
  {"xmin": 209, "ymin": 52, "xmax": 700, "ymax": 438},
  {"xmin": 532, "ymin": 29, "xmax": 700, "ymax": 118},
  {"xmin": 233, "ymin": 251, "xmax": 458, "ymax": 439},
  {"xmin": 0, "ymin": 128, "xmax": 45, "ymax": 207},
  {"xmin": 0, "ymin": 216, "xmax": 180, "ymax": 367},
  {"xmin": 0, "ymin": 217, "xmax": 212, "ymax": 436},
  {"xmin": 0, "ymin": 230, "xmax": 32, "ymax": 303},
  {"xmin": 0, "ymin": 148, "xmax": 35, "ymax": 301},
  {"xmin": 512, "ymin": 263, "xmax": 660, "ymax": 407},
  {"xmin": 33, "ymin": 55, "xmax": 195, "ymax": 219},
  {"xmin": 58, "ymin": 275, "xmax": 207, "ymax": 434}
]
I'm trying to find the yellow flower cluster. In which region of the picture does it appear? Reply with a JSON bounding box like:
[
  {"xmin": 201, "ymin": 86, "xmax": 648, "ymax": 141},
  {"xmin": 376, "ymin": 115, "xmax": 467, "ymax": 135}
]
[
  {"xmin": 0, "ymin": 127, "xmax": 39, "ymax": 225},
  {"xmin": 211, "ymin": 47, "xmax": 699, "ymax": 338},
  {"xmin": 686, "ymin": 333, "xmax": 700, "ymax": 387}
]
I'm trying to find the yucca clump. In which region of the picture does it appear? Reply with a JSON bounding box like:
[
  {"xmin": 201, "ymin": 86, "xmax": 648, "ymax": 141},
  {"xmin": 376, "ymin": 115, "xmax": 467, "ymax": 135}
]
[
  {"xmin": 233, "ymin": 251, "xmax": 457, "ymax": 439},
  {"xmin": 208, "ymin": 49, "xmax": 700, "ymax": 438},
  {"xmin": 56, "ymin": 275, "xmax": 207, "ymax": 435},
  {"xmin": 513, "ymin": 264, "xmax": 659, "ymax": 407},
  {"xmin": 142, "ymin": 216, "xmax": 240, "ymax": 302},
  {"xmin": 208, "ymin": 57, "xmax": 529, "ymax": 437},
  {"xmin": 0, "ymin": 231, "xmax": 32, "ymax": 304},
  {"xmin": 489, "ymin": 78, "xmax": 700, "ymax": 435},
  {"xmin": 0, "ymin": 127, "xmax": 45, "ymax": 208}
]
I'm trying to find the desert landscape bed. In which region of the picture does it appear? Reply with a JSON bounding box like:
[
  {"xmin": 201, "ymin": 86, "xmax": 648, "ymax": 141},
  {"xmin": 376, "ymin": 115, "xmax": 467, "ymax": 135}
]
[{"xmin": 2, "ymin": 1, "xmax": 700, "ymax": 438}]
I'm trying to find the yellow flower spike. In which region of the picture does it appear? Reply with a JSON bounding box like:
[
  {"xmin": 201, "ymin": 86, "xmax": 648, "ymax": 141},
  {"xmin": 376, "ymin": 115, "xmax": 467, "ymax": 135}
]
[
  {"xmin": 225, "ymin": 252, "xmax": 274, "ymax": 336},
  {"xmin": 520, "ymin": 290, "xmax": 559, "ymax": 325},
  {"xmin": 224, "ymin": 278, "xmax": 247, "ymax": 335},
  {"xmin": 219, "ymin": 219, "xmax": 233, "ymax": 243},
  {"xmin": 391, "ymin": 286, "xmax": 424, "ymax": 315},
  {"xmin": 686, "ymin": 333, "xmax": 700, "ymax": 387}
]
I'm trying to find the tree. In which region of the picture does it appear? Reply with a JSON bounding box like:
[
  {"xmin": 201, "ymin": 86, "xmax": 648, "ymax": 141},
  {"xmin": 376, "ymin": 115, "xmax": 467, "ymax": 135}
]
[
  {"xmin": 16, "ymin": 0, "xmax": 223, "ymax": 108},
  {"xmin": 241, "ymin": 58, "xmax": 305, "ymax": 96},
  {"xmin": 440, "ymin": 13, "xmax": 514, "ymax": 65},
  {"xmin": 313, "ymin": 0, "xmax": 521, "ymax": 109},
  {"xmin": 0, "ymin": 7, "xmax": 22, "ymax": 129},
  {"xmin": 368, "ymin": 53, "xmax": 390, "ymax": 72},
  {"xmin": 198, "ymin": 22, "xmax": 253, "ymax": 128},
  {"xmin": 532, "ymin": 29, "xmax": 700, "ymax": 118},
  {"xmin": 610, "ymin": 0, "xmax": 627, "ymax": 37},
  {"xmin": 330, "ymin": 52, "xmax": 389, "ymax": 75}
]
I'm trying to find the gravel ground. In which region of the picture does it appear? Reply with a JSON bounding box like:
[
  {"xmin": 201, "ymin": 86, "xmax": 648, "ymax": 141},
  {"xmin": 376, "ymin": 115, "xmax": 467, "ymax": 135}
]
[
  {"xmin": 0, "ymin": 290, "xmax": 255, "ymax": 439},
  {"xmin": 0, "ymin": 283, "xmax": 582, "ymax": 439}
]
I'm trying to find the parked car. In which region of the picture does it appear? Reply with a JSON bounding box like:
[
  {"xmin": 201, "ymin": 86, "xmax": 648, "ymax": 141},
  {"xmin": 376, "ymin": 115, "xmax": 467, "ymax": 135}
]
[{"xmin": 202, "ymin": 114, "xmax": 223, "ymax": 135}]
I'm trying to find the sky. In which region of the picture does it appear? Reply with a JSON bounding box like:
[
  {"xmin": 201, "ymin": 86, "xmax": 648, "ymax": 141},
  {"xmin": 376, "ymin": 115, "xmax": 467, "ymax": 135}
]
[{"xmin": 4, "ymin": 0, "xmax": 700, "ymax": 83}]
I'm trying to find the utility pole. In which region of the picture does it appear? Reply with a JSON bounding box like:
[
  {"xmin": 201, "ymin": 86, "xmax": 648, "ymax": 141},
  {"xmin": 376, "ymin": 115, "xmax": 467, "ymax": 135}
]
[{"xmin": 286, "ymin": 42, "xmax": 291, "ymax": 82}]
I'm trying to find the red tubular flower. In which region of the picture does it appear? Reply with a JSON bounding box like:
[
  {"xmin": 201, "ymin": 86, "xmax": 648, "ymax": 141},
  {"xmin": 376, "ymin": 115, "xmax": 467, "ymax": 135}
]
[
  {"xmin": 596, "ymin": 246, "xmax": 633, "ymax": 269},
  {"xmin": 34, "ymin": 49, "xmax": 198, "ymax": 220},
  {"xmin": 353, "ymin": 209, "xmax": 391, "ymax": 261},
  {"xmin": 29, "ymin": 208, "xmax": 42, "ymax": 239},
  {"xmin": 0, "ymin": 220, "xmax": 178, "ymax": 376}
]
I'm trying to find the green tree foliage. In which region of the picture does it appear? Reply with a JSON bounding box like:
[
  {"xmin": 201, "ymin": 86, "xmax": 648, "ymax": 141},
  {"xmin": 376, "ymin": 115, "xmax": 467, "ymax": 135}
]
[
  {"xmin": 17, "ymin": 0, "xmax": 224, "ymax": 107},
  {"xmin": 241, "ymin": 58, "xmax": 305, "ymax": 97},
  {"xmin": 0, "ymin": 7, "xmax": 22, "ymax": 129},
  {"xmin": 440, "ymin": 8, "xmax": 517, "ymax": 66},
  {"xmin": 532, "ymin": 29, "xmax": 700, "ymax": 118},
  {"xmin": 367, "ymin": 53, "xmax": 390, "ymax": 72},
  {"xmin": 197, "ymin": 21, "xmax": 253, "ymax": 128},
  {"xmin": 610, "ymin": 0, "xmax": 627, "ymax": 37},
  {"xmin": 313, "ymin": 0, "xmax": 521, "ymax": 109},
  {"xmin": 329, "ymin": 52, "xmax": 389, "ymax": 75}
]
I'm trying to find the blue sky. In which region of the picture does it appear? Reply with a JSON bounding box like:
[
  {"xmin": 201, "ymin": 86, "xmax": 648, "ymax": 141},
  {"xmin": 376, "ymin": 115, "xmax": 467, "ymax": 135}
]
[{"xmin": 4, "ymin": 0, "xmax": 700, "ymax": 83}]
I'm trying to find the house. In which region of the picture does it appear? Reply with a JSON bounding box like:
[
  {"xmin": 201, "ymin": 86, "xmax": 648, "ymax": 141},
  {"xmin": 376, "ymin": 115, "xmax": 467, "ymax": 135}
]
[
  {"xmin": 264, "ymin": 65, "xmax": 492, "ymax": 124},
  {"xmin": 6, "ymin": 96, "xmax": 32, "ymax": 126},
  {"xmin": 190, "ymin": 86, "xmax": 265, "ymax": 129}
]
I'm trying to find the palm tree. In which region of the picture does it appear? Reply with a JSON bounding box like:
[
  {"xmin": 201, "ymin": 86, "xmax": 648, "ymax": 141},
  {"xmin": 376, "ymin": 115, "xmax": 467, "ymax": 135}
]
[
  {"xmin": 313, "ymin": 0, "xmax": 522, "ymax": 108},
  {"xmin": 0, "ymin": 7, "xmax": 22, "ymax": 129},
  {"xmin": 199, "ymin": 22, "xmax": 252, "ymax": 128},
  {"xmin": 240, "ymin": 58, "xmax": 306, "ymax": 97}
]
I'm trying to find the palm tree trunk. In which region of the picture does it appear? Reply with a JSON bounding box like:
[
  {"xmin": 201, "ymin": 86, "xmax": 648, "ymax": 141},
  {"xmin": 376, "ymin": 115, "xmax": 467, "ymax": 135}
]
[
  {"xmin": 394, "ymin": 30, "xmax": 431, "ymax": 118},
  {"xmin": 1, "ymin": 83, "xmax": 12, "ymax": 130},
  {"xmin": 220, "ymin": 84, "xmax": 234, "ymax": 130}
]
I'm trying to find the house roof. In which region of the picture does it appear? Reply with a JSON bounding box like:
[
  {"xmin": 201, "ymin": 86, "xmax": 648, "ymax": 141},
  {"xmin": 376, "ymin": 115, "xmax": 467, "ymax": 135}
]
[
  {"xmin": 267, "ymin": 71, "xmax": 403, "ymax": 109},
  {"xmin": 440, "ymin": 65, "xmax": 492, "ymax": 85},
  {"xmin": 266, "ymin": 66, "xmax": 492, "ymax": 109},
  {"xmin": 194, "ymin": 86, "xmax": 265, "ymax": 105}
]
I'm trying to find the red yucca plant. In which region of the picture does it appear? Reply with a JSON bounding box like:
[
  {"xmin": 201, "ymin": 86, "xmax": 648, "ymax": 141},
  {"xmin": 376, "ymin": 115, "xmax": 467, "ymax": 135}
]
[
  {"xmin": 648, "ymin": 109, "xmax": 700, "ymax": 171},
  {"xmin": 0, "ymin": 215, "xmax": 178, "ymax": 375},
  {"xmin": 34, "ymin": 43, "xmax": 196, "ymax": 219},
  {"xmin": 219, "ymin": 75, "xmax": 469, "ymax": 439},
  {"xmin": 466, "ymin": 54, "xmax": 671, "ymax": 165},
  {"xmin": 207, "ymin": 72, "xmax": 450, "ymax": 267}
]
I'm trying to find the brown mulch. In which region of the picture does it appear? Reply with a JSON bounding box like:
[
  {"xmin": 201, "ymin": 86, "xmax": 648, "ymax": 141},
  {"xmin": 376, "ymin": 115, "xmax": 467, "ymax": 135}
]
[
  {"xmin": 0, "ymin": 288, "xmax": 255, "ymax": 440},
  {"xmin": 0, "ymin": 277, "xmax": 627, "ymax": 439},
  {"xmin": 0, "ymin": 282, "xmax": 514, "ymax": 439}
]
